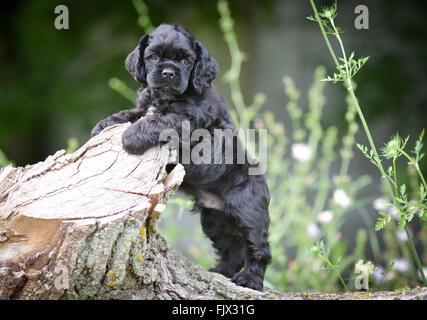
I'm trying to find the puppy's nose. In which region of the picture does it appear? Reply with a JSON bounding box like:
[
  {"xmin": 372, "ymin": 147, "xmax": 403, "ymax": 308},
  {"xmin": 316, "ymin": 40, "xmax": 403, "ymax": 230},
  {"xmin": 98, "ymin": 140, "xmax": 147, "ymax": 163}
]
[{"xmin": 162, "ymin": 68, "xmax": 175, "ymax": 79}]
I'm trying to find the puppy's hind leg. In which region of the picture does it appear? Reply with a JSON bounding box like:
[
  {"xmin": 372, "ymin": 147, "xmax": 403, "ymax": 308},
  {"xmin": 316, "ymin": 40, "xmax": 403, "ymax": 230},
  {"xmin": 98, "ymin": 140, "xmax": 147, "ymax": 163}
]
[
  {"xmin": 228, "ymin": 182, "xmax": 272, "ymax": 291},
  {"xmin": 200, "ymin": 208, "xmax": 245, "ymax": 278}
]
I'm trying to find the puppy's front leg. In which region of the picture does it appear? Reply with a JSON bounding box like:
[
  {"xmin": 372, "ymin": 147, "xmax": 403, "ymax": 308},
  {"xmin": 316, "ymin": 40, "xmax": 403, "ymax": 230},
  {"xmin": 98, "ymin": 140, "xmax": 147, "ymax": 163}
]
[
  {"xmin": 91, "ymin": 108, "xmax": 146, "ymax": 137},
  {"xmin": 122, "ymin": 113, "xmax": 186, "ymax": 155}
]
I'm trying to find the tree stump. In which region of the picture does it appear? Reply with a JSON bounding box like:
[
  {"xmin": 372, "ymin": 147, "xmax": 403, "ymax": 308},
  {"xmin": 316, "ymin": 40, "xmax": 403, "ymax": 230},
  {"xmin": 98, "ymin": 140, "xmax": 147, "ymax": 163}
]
[
  {"xmin": 0, "ymin": 123, "xmax": 183, "ymax": 299},
  {"xmin": 0, "ymin": 122, "xmax": 426, "ymax": 300},
  {"xmin": 0, "ymin": 122, "xmax": 269, "ymax": 300}
]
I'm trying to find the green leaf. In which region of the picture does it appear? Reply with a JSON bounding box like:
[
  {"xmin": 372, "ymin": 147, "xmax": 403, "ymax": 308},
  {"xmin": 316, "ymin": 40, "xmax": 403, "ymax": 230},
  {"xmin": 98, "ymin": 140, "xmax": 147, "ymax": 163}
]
[
  {"xmin": 400, "ymin": 184, "xmax": 406, "ymax": 198},
  {"xmin": 406, "ymin": 206, "xmax": 416, "ymax": 223},
  {"xmin": 413, "ymin": 129, "xmax": 425, "ymax": 162},
  {"xmin": 375, "ymin": 218, "xmax": 386, "ymax": 231},
  {"xmin": 420, "ymin": 184, "xmax": 426, "ymax": 201},
  {"xmin": 397, "ymin": 215, "xmax": 407, "ymax": 231},
  {"xmin": 306, "ymin": 15, "xmax": 318, "ymax": 22},
  {"xmin": 375, "ymin": 214, "xmax": 391, "ymax": 231}
]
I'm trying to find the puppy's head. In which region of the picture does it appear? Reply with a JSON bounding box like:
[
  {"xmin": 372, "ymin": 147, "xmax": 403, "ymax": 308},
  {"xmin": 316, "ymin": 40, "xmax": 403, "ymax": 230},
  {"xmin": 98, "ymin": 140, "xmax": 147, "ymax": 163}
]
[{"xmin": 125, "ymin": 24, "xmax": 218, "ymax": 96}]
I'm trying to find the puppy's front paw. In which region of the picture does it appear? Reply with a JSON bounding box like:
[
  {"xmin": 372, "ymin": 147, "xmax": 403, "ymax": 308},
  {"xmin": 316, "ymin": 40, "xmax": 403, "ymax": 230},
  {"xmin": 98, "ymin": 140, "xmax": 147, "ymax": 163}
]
[
  {"xmin": 91, "ymin": 120, "xmax": 109, "ymax": 137},
  {"xmin": 122, "ymin": 126, "xmax": 147, "ymax": 155},
  {"xmin": 231, "ymin": 270, "xmax": 263, "ymax": 291}
]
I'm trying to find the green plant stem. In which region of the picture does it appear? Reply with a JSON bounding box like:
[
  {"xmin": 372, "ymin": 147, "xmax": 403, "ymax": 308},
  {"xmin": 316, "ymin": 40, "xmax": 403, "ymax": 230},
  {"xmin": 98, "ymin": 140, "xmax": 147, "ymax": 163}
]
[
  {"xmin": 398, "ymin": 148, "xmax": 427, "ymax": 191},
  {"xmin": 339, "ymin": 154, "xmax": 350, "ymax": 182},
  {"xmin": 318, "ymin": 254, "xmax": 349, "ymax": 291},
  {"xmin": 346, "ymin": 80, "xmax": 388, "ymax": 184},
  {"xmin": 338, "ymin": 95, "xmax": 358, "ymax": 185},
  {"xmin": 309, "ymin": 0, "xmax": 389, "ymax": 188},
  {"xmin": 309, "ymin": 0, "xmax": 426, "ymax": 286},
  {"xmin": 392, "ymin": 158, "xmax": 400, "ymax": 209},
  {"xmin": 309, "ymin": 0, "xmax": 391, "ymax": 201},
  {"xmin": 218, "ymin": 0, "xmax": 248, "ymax": 130},
  {"xmin": 309, "ymin": 0, "xmax": 340, "ymax": 68},
  {"xmin": 0, "ymin": 149, "xmax": 12, "ymax": 167},
  {"xmin": 330, "ymin": 18, "xmax": 349, "ymax": 76},
  {"xmin": 404, "ymin": 225, "xmax": 426, "ymax": 284},
  {"xmin": 108, "ymin": 77, "xmax": 138, "ymax": 104},
  {"xmin": 132, "ymin": 0, "xmax": 154, "ymax": 33},
  {"xmin": 393, "ymin": 158, "xmax": 427, "ymax": 285},
  {"xmin": 351, "ymin": 47, "xmax": 426, "ymax": 289},
  {"xmin": 393, "ymin": 157, "xmax": 427, "ymax": 284}
]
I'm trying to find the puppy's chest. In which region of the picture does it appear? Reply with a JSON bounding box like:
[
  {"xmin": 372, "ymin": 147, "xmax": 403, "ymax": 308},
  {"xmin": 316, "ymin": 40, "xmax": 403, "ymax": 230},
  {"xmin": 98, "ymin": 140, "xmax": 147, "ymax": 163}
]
[
  {"xmin": 145, "ymin": 105, "xmax": 158, "ymax": 116},
  {"xmin": 144, "ymin": 104, "xmax": 173, "ymax": 116}
]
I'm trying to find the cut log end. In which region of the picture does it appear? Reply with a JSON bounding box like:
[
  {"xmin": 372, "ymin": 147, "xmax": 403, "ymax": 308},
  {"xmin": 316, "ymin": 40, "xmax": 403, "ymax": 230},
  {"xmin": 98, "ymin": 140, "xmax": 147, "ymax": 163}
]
[{"xmin": 0, "ymin": 123, "xmax": 185, "ymax": 299}]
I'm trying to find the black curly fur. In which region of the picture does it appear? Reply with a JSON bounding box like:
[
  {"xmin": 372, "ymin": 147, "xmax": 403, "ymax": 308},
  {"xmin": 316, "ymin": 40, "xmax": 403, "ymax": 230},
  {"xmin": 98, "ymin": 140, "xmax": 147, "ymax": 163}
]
[{"xmin": 91, "ymin": 24, "xmax": 271, "ymax": 291}]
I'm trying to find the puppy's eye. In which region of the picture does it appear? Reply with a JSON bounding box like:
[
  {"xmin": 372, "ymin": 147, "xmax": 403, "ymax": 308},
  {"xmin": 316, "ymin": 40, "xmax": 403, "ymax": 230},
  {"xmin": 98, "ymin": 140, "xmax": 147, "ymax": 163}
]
[
  {"xmin": 181, "ymin": 58, "xmax": 192, "ymax": 66},
  {"xmin": 149, "ymin": 54, "xmax": 159, "ymax": 61}
]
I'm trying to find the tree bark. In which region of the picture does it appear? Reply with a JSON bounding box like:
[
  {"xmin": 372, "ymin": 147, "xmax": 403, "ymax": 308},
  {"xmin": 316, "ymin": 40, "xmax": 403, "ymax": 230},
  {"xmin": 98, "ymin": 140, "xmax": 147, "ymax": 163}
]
[{"xmin": 0, "ymin": 122, "xmax": 426, "ymax": 300}]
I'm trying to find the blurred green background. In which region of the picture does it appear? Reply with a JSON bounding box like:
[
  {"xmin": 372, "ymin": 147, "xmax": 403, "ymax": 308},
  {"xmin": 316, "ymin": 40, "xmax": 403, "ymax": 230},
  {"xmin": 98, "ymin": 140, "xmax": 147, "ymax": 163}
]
[{"xmin": 1, "ymin": 0, "xmax": 426, "ymax": 291}]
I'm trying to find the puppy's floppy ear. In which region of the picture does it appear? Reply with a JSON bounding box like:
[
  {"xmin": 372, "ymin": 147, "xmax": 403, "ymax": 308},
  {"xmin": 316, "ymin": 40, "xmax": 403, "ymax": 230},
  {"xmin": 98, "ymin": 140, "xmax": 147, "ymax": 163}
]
[
  {"xmin": 125, "ymin": 34, "xmax": 149, "ymax": 85},
  {"xmin": 191, "ymin": 40, "xmax": 218, "ymax": 94}
]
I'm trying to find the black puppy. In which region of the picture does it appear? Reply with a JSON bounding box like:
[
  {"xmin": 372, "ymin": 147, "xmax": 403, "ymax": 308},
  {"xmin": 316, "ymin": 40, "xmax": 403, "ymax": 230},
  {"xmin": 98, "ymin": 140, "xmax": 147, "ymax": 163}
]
[{"xmin": 91, "ymin": 24, "xmax": 271, "ymax": 291}]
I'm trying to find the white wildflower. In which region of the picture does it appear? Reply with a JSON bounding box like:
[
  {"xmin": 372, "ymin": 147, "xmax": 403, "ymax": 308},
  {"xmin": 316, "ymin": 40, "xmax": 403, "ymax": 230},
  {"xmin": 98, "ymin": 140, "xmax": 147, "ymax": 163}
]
[
  {"xmin": 333, "ymin": 189, "xmax": 352, "ymax": 208},
  {"xmin": 392, "ymin": 258, "xmax": 409, "ymax": 274},
  {"xmin": 384, "ymin": 271, "xmax": 396, "ymax": 281},
  {"xmin": 372, "ymin": 197, "xmax": 389, "ymax": 212},
  {"xmin": 354, "ymin": 260, "xmax": 375, "ymax": 276},
  {"xmin": 317, "ymin": 210, "xmax": 334, "ymax": 224},
  {"xmin": 312, "ymin": 260, "xmax": 321, "ymax": 272},
  {"xmin": 389, "ymin": 206, "xmax": 399, "ymax": 221},
  {"xmin": 306, "ymin": 223, "xmax": 321, "ymax": 239},
  {"xmin": 396, "ymin": 230, "xmax": 409, "ymax": 243},
  {"xmin": 291, "ymin": 143, "xmax": 312, "ymax": 163},
  {"xmin": 373, "ymin": 267, "xmax": 384, "ymax": 283},
  {"xmin": 418, "ymin": 267, "xmax": 427, "ymax": 282}
]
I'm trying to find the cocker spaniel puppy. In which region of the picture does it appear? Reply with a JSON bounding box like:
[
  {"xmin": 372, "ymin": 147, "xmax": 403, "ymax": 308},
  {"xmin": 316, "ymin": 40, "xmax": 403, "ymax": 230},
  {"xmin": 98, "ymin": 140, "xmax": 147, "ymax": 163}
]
[{"xmin": 91, "ymin": 24, "xmax": 271, "ymax": 291}]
